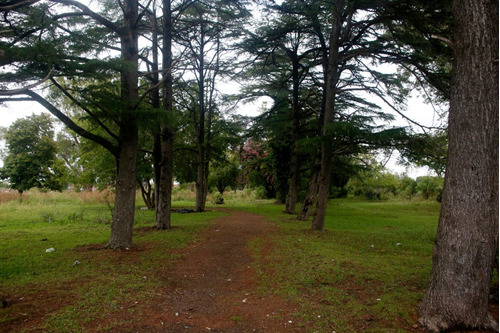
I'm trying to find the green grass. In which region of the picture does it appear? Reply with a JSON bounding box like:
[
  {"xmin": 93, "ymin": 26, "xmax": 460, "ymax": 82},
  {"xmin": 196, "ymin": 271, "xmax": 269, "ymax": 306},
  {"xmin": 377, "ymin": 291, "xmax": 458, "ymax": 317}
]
[
  {"xmin": 0, "ymin": 190, "xmax": 225, "ymax": 332},
  {"xmin": 1, "ymin": 191, "xmax": 492, "ymax": 332},
  {"xmin": 241, "ymin": 199, "xmax": 441, "ymax": 333}
]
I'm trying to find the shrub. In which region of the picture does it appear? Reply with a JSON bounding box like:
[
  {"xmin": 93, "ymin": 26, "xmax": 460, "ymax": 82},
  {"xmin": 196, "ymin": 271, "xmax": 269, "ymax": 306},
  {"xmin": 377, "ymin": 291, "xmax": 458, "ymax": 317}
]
[
  {"xmin": 416, "ymin": 176, "xmax": 444, "ymax": 200},
  {"xmin": 399, "ymin": 177, "xmax": 418, "ymax": 200},
  {"xmin": 346, "ymin": 171, "xmax": 399, "ymax": 200},
  {"xmin": 212, "ymin": 192, "xmax": 224, "ymax": 205}
]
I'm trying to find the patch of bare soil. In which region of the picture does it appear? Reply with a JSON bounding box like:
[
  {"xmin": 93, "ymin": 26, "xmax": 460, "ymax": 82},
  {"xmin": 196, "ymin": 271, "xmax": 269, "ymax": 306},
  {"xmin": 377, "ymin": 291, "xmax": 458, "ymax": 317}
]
[
  {"xmin": 1, "ymin": 209, "xmax": 305, "ymax": 333},
  {"xmin": 94, "ymin": 209, "xmax": 305, "ymax": 333}
]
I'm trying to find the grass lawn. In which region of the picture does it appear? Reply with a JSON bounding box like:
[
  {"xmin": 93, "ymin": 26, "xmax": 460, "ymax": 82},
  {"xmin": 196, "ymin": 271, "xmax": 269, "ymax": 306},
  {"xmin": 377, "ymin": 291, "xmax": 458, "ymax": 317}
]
[
  {"xmin": 0, "ymin": 191, "xmax": 495, "ymax": 332},
  {"xmin": 0, "ymin": 191, "xmax": 225, "ymax": 332},
  {"xmin": 237, "ymin": 199, "xmax": 443, "ymax": 332}
]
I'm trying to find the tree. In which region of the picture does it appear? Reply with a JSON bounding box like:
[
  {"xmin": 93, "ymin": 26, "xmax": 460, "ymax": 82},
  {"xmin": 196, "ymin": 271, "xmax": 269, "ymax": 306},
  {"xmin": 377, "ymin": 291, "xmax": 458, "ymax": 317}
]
[
  {"xmin": 208, "ymin": 158, "xmax": 239, "ymax": 195},
  {"xmin": 0, "ymin": 0, "xmax": 142, "ymax": 249},
  {"xmin": 417, "ymin": 0, "xmax": 498, "ymax": 331},
  {"xmin": 0, "ymin": 114, "xmax": 65, "ymax": 194},
  {"xmin": 242, "ymin": 3, "xmax": 322, "ymax": 213},
  {"xmin": 175, "ymin": 0, "xmax": 250, "ymax": 212},
  {"xmin": 56, "ymin": 129, "xmax": 116, "ymax": 191}
]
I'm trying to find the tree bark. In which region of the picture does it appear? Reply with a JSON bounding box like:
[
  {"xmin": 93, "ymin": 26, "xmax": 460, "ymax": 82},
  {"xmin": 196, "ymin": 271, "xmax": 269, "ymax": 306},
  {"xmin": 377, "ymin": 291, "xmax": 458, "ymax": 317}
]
[
  {"xmin": 195, "ymin": 23, "xmax": 207, "ymax": 213},
  {"xmin": 418, "ymin": 0, "xmax": 499, "ymax": 331},
  {"xmin": 107, "ymin": 0, "xmax": 139, "ymax": 249},
  {"xmin": 297, "ymin": 151, "xmax": 320, "ymax": 220},
  {"xmin": 150, "ymin": 6, "xmax": 160, "ymax": 214},
  {"xmin": 284, "ymin": 150, "xmax": 299, "ymax": 214},
  {"xmin": 108, "ymin": 128, "xmax": 138, "ymax": 249},
  {"xmin": 156, "ymin": 0, "xmax": 174, "ymax": 229},
  {"xmin": 311, "ymin": 0, "xmax": 343, "ymax": 231},
  {"xmin": 284, "ymin": 55, "xmax": 301, "ymax": 215}
]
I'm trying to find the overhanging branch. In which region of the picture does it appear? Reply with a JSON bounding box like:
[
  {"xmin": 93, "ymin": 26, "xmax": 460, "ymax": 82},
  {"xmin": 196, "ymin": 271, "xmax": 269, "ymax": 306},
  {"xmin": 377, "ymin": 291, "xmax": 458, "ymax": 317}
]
[
  {"xmin": 0, "ymin": 68, "xmax": 54, "ymax": 96},
  {"xmin": 24, "ymin": 90, "xmax": 118, "ymax": 157}
]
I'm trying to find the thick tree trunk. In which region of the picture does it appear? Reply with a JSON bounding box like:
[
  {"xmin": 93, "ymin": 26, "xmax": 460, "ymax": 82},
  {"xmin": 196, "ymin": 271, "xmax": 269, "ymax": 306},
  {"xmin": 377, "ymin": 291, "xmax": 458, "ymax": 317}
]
[
  {"xmin": 156, "ymin": 129, "xmax": 173, "ymax": 229},
  {"xmin": 108, "ymin": 130, "xmax": 138, "ymax": 249},
  {"xmin": 311, "ymin": 0, "xmax": 343, "ymax": 231},
  {"xmin": 418, "ymin": 0, "xmax": 499, "ymax": 331},
  {"xmin": 195, "ymin": 24, "xmax": 206, "ymax": 213},
  {"xmin": 284, "ymin": 151, "xmax": 299, "ymax": 214},
  {"xmin": 156, "ymin": 0, "xmax": 174, "ymax": 229},
  {"xmin": 311, "ymin": 143, "xmax": 332, "ymax": 230},
  {"xmin": 195, "ymin": 147, "xmax": 207, "ymax": 212},
  {"xmin": 107, "ymin": 0, "xmax": 139, "ymax": 249}
]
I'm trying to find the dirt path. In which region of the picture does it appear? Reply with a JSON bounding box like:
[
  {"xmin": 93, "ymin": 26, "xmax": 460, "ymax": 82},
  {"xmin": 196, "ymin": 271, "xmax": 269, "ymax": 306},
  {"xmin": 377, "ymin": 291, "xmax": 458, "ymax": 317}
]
[{"xmin": 107, "ymin": 209, "xmax": 305, "ymax": 333}]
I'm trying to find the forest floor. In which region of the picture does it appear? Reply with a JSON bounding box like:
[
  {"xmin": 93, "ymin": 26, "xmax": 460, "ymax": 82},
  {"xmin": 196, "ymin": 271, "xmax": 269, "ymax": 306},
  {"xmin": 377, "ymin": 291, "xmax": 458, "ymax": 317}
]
[{"xmin": 1, "ymin": 207, "xmax": 497, "ymax": 332}]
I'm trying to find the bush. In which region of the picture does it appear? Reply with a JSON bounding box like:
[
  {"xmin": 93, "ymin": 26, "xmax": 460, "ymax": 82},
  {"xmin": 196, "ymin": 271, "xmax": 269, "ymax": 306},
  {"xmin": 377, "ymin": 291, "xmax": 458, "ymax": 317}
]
[
  {"xmin": 346, "ymin": 171, "xmax": 399, "ymax": 200},
  {"xmin": 416, "ymin": 176, "xmax": 443, "ymax": 200},
  {"xmin": 398, "ymin": 177, "xmax": 418, "ymax": 200},
  {"xmin": 254, "ymin": 186, "xmax": 267, "ymax": 200},
  {"xmin": 212, "ymin": 193, "xmax": 224, "ymax": 205}
]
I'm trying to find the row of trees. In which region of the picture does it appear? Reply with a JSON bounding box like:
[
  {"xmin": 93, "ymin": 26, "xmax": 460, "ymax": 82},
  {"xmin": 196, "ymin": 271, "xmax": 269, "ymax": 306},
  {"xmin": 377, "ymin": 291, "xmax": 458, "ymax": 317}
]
[
  {"xmin": 0, "ymin": 114, "xmax": 443, "ymax": 203},
  {"xmin": 0, "ymin": 0, "xmax": 497, "ymax": 331}
]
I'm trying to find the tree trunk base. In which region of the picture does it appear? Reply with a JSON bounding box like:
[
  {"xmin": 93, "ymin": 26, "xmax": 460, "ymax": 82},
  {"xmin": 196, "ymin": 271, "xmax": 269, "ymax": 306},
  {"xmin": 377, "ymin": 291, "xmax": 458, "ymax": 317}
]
[
  {"xmin": 105, "ymin": 242, "xmax": 133, "ymax": 251},
  {"xmin": 418, "ymin": 312, "xmax": 498, "ymax": 333},
  {"xmin": 154, "ymin": 224, "xmax": 171, "ymax": 230}
]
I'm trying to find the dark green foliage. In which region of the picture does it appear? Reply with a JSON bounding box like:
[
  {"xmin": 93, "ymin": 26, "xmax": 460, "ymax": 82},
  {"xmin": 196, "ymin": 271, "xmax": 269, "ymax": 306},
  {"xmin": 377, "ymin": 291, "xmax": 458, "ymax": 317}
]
[
  {"xmin": 378, "ymin": 0, "xmax": 452, "ymax": 101},
  {"xmin": 399, "ymin": 130, "xmax": 448, "ymax": 177},
  {"xmin": 0, "ymin": 114, "xmax": 66, "ymax": 193},
  {"xmin": 208, "ymin": 159, "xmax": 240, "ymax": 194}
]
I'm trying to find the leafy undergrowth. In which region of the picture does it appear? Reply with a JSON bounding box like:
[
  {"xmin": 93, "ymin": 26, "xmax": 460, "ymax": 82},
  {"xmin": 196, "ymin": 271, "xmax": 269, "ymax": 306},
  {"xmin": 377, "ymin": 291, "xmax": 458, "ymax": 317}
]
[{"xmin": 243, "ymin": 199, "xmax": 442, "ymax": 333}]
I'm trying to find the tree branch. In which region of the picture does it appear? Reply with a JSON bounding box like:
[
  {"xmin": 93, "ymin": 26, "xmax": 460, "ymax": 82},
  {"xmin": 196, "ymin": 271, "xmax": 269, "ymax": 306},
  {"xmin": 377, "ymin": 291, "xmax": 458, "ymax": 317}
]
[
  {"xmin": 50, "ymin": 0, "xmax": 122, "ymax": 34},
  {"xmin": 50, "ymin": 78, "xmax": 119, "ymax": 141},
  {"xmin": 24, "ymin": 90, "xmax": 118, "ymax": 157},
  {"xmin": 0, "ymin": 0, "xmax": 39, "ymax": 12},
  {"xmin": 0, "ymin": 68, "xmax": 54, "ymax": 96}
]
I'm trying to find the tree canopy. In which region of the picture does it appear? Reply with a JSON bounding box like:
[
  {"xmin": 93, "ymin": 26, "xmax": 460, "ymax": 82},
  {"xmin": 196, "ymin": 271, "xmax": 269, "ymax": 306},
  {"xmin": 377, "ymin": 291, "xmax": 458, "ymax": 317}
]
[
  {"xmin": 0, "ymin": 1, "xmax": 451, "ymax": 238},
  {"xmin": 0, "ymin": 114, "xmax": 65, "ymax": 194}
]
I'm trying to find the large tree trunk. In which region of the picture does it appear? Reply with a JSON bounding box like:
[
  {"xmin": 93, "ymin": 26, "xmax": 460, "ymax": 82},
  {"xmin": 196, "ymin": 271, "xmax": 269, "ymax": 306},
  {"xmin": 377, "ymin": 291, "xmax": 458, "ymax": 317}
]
[
  {"xmin": 195, "ymin": 146, "xmax": 207, "ymax": 212},
  {"xmin": 311, "ymin": 143, "xmax": 332, "ymax": 230},
  {"xmin": 107, "ymin": 0, "xmax": 139, "ymax": 249},
  {"xmin": 156, "ymin": 0, "xmax": 174, "ymax": 229},
  {"xmin": 156, "ymin": 128, "xmax": 173, "ymax": 229},
  {"xmin": 311, "ymin": 0, "xmax": 343, "ymax": 231},
  {"xmin": 195, "ymin": 24, "xmax": 207, "ymax": 213},
  {"xmin": 417, "ymin": 0, "xmax": 499, "ymax": 331},
  {"xmin": 108, "ymin": 130, "xmax": 138, "ymax": 249},
  {"xmin": 284, "ymin": 151, "xmax": 299, "ymax": 214}
]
